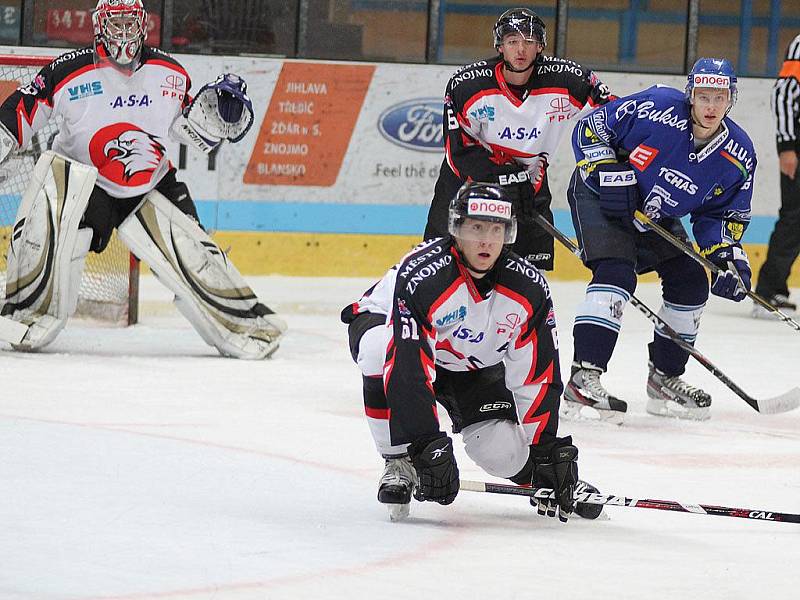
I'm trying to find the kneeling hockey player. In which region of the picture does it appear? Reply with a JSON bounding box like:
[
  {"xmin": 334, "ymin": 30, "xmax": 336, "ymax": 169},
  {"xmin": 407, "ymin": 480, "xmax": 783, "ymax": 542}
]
[{"xmin": 343, "ymin": 182, "xmax": 600, "ymax": 521}]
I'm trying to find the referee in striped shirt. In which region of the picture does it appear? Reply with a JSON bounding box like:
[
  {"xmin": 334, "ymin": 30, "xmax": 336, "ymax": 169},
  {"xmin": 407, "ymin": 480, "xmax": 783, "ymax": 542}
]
[{"xmin": 755, "ymin": 34, "xmax": 800, "ymax": 317}]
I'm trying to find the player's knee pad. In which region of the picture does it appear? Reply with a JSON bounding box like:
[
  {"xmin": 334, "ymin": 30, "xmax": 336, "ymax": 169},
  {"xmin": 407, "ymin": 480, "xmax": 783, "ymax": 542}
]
[
  {"xmin": 117, "ymin": 190, "xmax": 286, "ymax": 359},
  {"xmin": 574, "ymin": 260, "xmax": 636, "ymax": 336},
  {"xmin": 355, "ymin": 322, "xmax": 389, "ymax": 377},
  {"xmin": 655, "ymin": 300, "xmax": 704, "ymax": 346},
  {"xmin": 461, "ymin": 419, "xmax": 529, "ymax": 479},
  {"xmin": 654, "ymin": 255, "xmax": 707, "ymax": 344},
  {"xmin": 2, "ymin": 152, "xmax": 97, "ymax": 349}
]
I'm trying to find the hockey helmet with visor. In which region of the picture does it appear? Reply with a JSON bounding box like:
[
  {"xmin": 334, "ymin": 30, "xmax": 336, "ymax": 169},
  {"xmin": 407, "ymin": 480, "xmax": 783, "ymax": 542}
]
[
  {"xmin": 493, "ymin": 8, "xmax": 547, "ymax": 49},
  {"xmin": 448, "ymin": 182, "xmax": 518, "ymax": 245},
  {"xmin": 685, "ymin": 57, "xmax": 737, "ymax": 109}
]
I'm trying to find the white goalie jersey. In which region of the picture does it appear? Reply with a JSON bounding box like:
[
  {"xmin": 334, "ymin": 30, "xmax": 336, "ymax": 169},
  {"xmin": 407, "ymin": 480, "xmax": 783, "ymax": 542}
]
[{"xmin": 0, "ymin": 46, "xmax": 192, "ymax": 199}]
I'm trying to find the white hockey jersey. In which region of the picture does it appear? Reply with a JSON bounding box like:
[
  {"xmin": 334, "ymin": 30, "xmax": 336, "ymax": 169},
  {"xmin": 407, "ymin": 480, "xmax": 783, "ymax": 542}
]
[
  {"xmin": 0, "ymin": 45, "xmax": 191, "ymax": 198},
  {"xmin": 342, "ymin": 238, "xmax": 564, "ymax": 446}
]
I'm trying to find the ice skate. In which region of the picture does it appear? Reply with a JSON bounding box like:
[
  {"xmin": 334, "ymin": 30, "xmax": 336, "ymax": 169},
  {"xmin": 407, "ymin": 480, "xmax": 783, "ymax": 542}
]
[
  {"xmin": 646, "ymin": 362, "xmax": 711, "ymax": 421},
  {"xmin": 751, "ymin": 294, "xmax": 796, "ymax": 319},
  {"xmin": 378, "ymin": 455, "xmax": 418, "ymax": 521},
  {"xmin": 562, "ymin": 362, "xmax": 628, "ymax": 425}
]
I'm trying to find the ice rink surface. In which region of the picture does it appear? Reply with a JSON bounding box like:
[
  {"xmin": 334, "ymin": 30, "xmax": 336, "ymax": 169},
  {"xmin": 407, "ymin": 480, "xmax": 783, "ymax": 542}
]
[{"xmin": 1, "ymin": 275, "xmax": 798, "ymax": 599}]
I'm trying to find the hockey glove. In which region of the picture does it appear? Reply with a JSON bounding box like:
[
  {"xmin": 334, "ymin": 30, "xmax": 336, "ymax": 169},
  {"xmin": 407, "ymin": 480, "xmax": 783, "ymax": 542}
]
[
  {"xmin": 531, "ymin": 435, "xmax": 579, "ymax": 523},
  {"xmin": 408, "ymin": 433, "xmax": 459, "ymax": 505},
  {"xmin": 592, "ymin": 162, "xmax": 639, "ymax": 221},
  {"xmin": 496, "ymin": 168, "xmax": 537, "ymax": 223},
  {"xmin": 707, "ymin": 245, "xmax": 751, "ymax": 302}
]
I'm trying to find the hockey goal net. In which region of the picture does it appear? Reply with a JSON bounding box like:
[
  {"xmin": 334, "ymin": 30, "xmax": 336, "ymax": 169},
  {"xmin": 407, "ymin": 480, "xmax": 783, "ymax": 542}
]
[{"xmin": 0, "ymin": 54, "xmax": 138, "ymax": 325}]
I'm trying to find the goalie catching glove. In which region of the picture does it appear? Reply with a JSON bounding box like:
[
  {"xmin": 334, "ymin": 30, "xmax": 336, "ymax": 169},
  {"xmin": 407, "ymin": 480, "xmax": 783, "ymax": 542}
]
[{"xmin": 172, "ymin": 73, "xmax": 254, "ymax": 153}]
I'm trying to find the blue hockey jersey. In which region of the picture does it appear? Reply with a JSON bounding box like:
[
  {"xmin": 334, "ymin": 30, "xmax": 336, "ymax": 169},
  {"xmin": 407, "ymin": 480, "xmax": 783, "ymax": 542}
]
[{"xmin": 572, "ymin": 85, "xmax": 756, "ymax": 254}]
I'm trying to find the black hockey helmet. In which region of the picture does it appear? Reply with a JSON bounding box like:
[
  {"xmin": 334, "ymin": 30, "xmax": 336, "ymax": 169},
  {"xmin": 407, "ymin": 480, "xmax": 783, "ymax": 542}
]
[
  {"xmin": 448, "ymin": 182, "xmax": 518, "ymax": 245},
  {"xmin": 492, "ymin": 8, "xmax": 547, "ymax": 49}
]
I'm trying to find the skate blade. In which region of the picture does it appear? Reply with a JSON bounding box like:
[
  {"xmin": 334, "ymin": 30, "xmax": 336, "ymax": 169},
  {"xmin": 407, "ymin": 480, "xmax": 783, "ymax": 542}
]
[
  {"xmin": 560, "ymin": 400, "xmax": 625, "ymax": 426},
  {"xmin": 387, "ymin": 503, "xmax": 410, "ymax": 521},
  {"xmin": 646, "ymin": 397, "xmax": 710, "ymax": 421}
]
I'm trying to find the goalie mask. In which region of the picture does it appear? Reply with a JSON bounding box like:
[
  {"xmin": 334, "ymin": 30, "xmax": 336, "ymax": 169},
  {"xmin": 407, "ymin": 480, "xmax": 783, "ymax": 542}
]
[
  {"xmin": 448, "ymin": 182, "xmax": 518, "ymax": 245},
  {"xmin": 93, "ymin": 0, "xmax": 148, "ymax": 71}
]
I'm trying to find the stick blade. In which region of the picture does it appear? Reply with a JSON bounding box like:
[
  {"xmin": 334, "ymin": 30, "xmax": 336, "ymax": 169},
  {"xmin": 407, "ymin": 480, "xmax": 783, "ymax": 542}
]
[
  {"xmin": 756, "ymin": 387, "xmax": 800, "ymax": 414},
  {"xmin": 459, "ymin": 480, "xmax": 486, "ymax": 492}
]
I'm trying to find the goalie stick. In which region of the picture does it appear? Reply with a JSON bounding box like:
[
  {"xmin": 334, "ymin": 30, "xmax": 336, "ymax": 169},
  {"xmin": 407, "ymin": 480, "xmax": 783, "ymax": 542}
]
[
  {"xmin": 634, "ymin": 209, "xmax": 800, "ymax": 332},
  {"xmin": 530, "ymin": 212, "xmax": 800, "ymax": 415},
  {"xmin": 460, "ymin": 480, "xmax": 800, "ymax": 524}
]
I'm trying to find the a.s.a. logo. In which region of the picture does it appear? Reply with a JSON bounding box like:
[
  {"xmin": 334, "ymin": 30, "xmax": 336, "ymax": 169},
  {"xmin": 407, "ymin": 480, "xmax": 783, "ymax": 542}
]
[{"xmin": 88, "ymin": 123, "xmax": 166, "ymax": 186}]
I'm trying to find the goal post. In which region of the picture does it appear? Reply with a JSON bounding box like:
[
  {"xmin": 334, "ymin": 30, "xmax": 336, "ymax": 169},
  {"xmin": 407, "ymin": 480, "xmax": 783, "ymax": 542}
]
[{"xmin": 0, "ymin": 54, "xmax": 139, "ymax": 326}]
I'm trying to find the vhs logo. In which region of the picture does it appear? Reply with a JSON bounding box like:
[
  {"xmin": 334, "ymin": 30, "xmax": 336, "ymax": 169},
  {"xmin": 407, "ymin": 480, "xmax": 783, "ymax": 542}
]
[
  {"xmin": 68, "ymin": 80, "xmax": 103, "ymax": 101},
  {"xmin": 378, "ymin": 98, "xmax": 443, "ymax": 152}
]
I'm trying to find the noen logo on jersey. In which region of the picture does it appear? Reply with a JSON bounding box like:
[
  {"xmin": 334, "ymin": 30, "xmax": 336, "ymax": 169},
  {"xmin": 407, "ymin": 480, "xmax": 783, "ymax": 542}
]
[
  {"xmin": 659, "ymin": 167, "xmax": 698, "ymax": 194},
  {"xmin": 468, "ymin": 199, "xmax": 512, "ymax": 218},
  {"xmin": 378, "ymin": 98, "xmax": 443, "ymax": 152},
  {"xmin": 88, "ymin": 123, "xmax": 166, "ymax": 187},
  {"xmin": 692, "ymin": 74, "xmax": 730, "ymax": 89},
  {"xmin": 68, "ymin": 81, "xmax": 103, "ymax": 101}
]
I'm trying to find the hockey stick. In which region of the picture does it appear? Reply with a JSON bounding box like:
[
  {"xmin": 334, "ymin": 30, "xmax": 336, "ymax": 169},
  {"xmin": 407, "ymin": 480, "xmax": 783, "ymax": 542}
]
[
  {"xmin": 530, "ymin": 212, "xmax": 800, "ymax": 414},
  {"xmin": 460, "ymin": 480, "xmax": 800, "ymax": 524},
  {"xmin": 633, "ymin": 209, "xmax": 800, "ymax": 331},
  {"xmin": 0, "ymin": 314, "xmax": 27, "ymax": 345}
]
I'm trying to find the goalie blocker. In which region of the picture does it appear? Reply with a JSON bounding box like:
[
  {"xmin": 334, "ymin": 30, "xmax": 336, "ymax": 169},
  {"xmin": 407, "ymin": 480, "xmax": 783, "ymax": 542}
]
[{"xmin": 2, "ymin": 151, "xmax": 285, "ymax": 358}]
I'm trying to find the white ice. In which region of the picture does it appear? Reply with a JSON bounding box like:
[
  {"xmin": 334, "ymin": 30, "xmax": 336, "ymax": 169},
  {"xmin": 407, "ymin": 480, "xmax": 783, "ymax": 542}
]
[{"xmin": 1, "ymin": 275, "xmax": 798, "ymax": 600}]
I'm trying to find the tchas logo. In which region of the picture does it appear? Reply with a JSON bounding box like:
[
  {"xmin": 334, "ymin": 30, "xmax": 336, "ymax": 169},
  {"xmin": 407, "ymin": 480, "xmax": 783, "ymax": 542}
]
[{"xmin": 89, "ymin": 123, "xmax": 166, "ymax": 187}]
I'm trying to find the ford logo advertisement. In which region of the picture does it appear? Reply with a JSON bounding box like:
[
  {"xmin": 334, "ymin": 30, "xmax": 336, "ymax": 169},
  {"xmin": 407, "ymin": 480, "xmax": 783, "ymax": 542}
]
[{"xmin": 378, "ymin": 98, "xmax": 444, "ymax": 152}]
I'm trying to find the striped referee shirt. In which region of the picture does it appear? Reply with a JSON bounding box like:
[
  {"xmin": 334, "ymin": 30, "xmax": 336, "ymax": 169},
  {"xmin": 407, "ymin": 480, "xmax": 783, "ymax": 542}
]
[{"xmin": 773, "ymin": 34, "xmax": 800, "ymax": 153}]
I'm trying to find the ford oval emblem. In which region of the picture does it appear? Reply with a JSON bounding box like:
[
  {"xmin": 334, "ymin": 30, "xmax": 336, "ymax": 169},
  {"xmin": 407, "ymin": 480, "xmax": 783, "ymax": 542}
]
[{"xmin": 378, "ymin": 98, "xmax": 444, "ymax": 153}]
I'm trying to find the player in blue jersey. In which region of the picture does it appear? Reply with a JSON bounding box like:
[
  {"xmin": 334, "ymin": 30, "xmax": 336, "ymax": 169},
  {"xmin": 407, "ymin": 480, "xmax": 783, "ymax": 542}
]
[{"xmin": 561, "ymin": 58, "xmax": 756, "ymax": 423}]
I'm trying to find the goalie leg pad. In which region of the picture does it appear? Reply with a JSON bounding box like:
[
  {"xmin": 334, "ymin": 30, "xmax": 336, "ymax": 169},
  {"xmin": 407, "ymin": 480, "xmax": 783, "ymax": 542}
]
[
  {"xmin": 117, "ymin": 190, "xmax": 285, "ymax": 359},
  {"xmin": 2, "ymin": 151, "xmax": 97, "ymax": 349}
]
